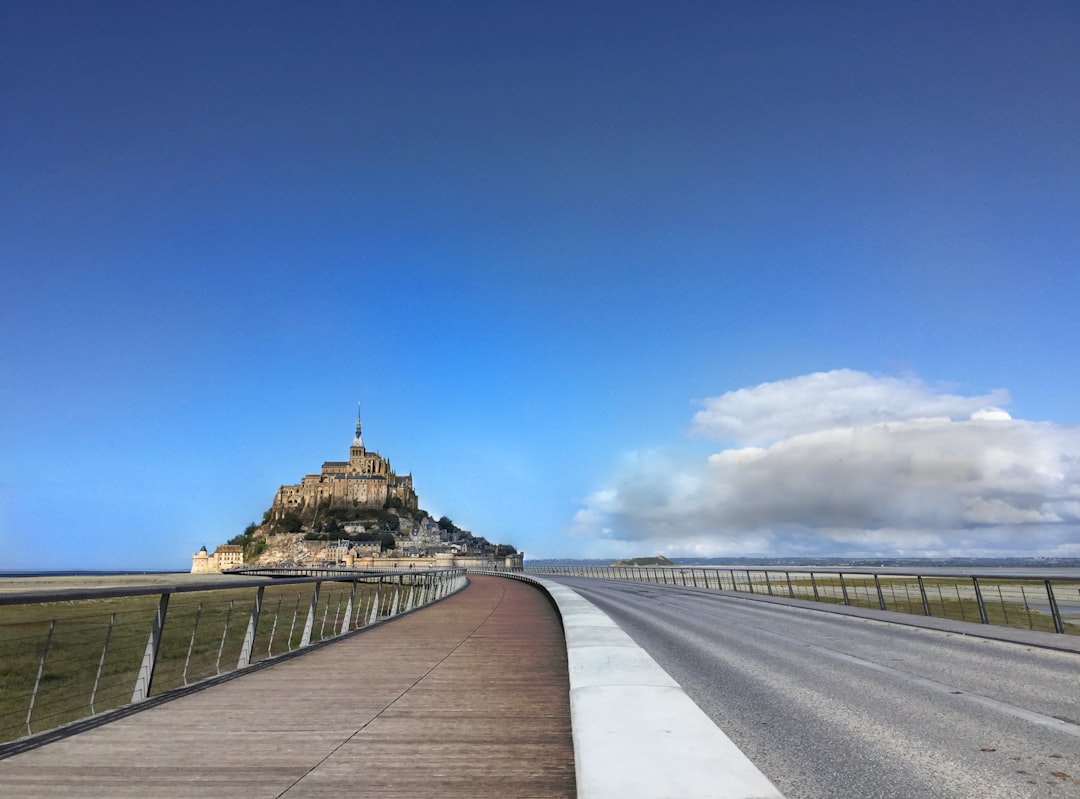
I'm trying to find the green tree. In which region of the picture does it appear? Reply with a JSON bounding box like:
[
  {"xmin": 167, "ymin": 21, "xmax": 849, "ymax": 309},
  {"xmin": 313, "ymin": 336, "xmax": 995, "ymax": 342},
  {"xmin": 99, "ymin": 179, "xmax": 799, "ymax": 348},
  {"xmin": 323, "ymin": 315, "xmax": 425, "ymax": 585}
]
[
  {"xmin": 227, "ymin": 522, "xmax": 259, "ymax": 547},
  {"xmin": 380, "ymin": 532, "xmax": 397, "ymax": 552}
]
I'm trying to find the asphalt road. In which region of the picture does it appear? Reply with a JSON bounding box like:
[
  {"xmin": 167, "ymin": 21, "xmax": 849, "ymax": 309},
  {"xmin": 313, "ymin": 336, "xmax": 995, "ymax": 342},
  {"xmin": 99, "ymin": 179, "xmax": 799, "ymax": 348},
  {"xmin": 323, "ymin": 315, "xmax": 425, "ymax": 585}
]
[{"xmin": 551, "ymin": 577, "xmax": 1080, "ymax": 799}]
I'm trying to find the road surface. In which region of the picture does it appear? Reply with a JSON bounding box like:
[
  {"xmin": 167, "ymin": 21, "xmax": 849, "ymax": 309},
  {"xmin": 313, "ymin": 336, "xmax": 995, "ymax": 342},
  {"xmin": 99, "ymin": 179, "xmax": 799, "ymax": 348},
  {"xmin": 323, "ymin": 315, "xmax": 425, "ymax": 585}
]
[{"xmin": 552, "ymin": 577, "xmax": 1080, "ymax": 799}]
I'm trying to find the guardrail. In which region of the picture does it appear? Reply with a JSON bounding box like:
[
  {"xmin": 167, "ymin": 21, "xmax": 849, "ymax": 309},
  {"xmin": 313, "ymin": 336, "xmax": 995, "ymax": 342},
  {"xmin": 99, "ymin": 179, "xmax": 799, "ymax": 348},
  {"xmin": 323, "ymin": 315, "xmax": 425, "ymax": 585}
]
[
  {"xmin": 528, "ymin": 566, "xmax": 1080, "ymax": 636},
  {"xmin": 0, "ymin": 568, "xmax": 466, "ymax": 747}
]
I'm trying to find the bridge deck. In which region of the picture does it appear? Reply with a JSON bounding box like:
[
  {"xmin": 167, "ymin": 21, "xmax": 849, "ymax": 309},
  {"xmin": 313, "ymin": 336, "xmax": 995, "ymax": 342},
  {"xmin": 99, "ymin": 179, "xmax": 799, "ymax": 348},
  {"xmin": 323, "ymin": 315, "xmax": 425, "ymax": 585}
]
[{"xmin": 0, "ymin": 575, "xmax": 576, "ymax": 798}]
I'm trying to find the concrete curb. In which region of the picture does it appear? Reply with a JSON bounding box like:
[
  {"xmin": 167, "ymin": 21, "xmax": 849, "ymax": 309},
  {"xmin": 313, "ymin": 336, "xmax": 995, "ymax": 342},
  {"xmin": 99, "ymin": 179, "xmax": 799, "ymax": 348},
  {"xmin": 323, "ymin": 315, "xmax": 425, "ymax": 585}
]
[{"xmin": 477, "ymin": 572, "xmax": 785, "ymax": 799}]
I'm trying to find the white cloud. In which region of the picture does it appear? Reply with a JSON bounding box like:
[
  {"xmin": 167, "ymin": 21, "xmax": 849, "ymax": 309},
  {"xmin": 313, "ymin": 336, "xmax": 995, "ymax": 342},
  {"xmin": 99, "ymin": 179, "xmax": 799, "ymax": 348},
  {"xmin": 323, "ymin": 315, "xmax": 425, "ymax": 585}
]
[
  {"xmin": 571, "ymin": 370, "xmax": 1080, "ymax": 557},
  {"xmin": 690, "ymin": 368, "xmax": 1011, "ymax": 444}
]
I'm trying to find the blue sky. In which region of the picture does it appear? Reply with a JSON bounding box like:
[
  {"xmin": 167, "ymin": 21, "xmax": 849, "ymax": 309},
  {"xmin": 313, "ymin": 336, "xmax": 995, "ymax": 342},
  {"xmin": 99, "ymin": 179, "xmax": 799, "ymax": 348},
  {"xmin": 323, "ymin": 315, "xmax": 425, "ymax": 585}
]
[{"xmin": 3, "ymin": 2, "xmax": 1079, "ymax": 569}]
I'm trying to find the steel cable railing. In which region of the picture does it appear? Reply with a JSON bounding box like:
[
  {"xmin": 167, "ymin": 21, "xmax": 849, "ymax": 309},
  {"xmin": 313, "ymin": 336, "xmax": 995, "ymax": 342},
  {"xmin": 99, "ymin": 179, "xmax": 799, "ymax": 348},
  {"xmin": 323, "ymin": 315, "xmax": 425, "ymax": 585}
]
[
  {"xmin": 527, "ymin": 566, "xmax": 1079, "ymax": 637},
  {"xmin": 0, "ymin": 569, "xmax": 467, "ymax": 746}
]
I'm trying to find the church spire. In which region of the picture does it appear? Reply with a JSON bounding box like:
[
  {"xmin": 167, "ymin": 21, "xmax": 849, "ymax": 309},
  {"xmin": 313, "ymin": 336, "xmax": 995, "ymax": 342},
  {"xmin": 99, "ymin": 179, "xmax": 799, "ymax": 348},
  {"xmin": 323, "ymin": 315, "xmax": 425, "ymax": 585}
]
[{"xmin": 353, "ymin": 404, "xmax": 364, "ymax": 449}]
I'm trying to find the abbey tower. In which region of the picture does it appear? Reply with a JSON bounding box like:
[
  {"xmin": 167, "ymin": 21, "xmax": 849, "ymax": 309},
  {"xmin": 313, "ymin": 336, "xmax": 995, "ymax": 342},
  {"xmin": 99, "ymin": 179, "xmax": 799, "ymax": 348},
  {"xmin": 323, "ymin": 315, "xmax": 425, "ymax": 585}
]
[{"xmin": 270, "ymin": 409, "xmax": 418, "ymax": 520}]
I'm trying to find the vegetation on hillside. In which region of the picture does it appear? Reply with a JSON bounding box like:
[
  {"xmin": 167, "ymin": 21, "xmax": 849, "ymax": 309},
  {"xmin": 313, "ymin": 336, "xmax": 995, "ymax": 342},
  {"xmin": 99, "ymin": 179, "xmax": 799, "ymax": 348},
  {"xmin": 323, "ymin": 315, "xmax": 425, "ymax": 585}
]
[
  {"xmin": 611, "ymin": 555, "xmax": 674, "ymax": 567},
  {"xmin": 227, "ymin": 523, "xmax": 267, "ymax": 559},
  {"xmin": 236, "ymin": 505, "xmax": 516, "ymax": 563}
]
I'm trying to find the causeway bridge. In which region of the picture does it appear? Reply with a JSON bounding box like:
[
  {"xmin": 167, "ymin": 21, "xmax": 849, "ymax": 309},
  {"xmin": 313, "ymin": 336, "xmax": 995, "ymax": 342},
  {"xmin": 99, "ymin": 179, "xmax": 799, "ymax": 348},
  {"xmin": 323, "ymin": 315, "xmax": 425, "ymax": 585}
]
[{"xmin": 0, "ymin": 568, "xmax": 1077, "ymax": 798}]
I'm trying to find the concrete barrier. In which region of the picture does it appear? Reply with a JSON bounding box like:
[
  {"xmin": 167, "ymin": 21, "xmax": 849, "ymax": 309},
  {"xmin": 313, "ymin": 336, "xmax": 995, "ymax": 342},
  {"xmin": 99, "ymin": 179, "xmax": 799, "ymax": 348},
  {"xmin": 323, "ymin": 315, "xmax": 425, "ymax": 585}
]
[{"xmin": 474, "ymin": 571, "xmax": 785, "ymax": 799}]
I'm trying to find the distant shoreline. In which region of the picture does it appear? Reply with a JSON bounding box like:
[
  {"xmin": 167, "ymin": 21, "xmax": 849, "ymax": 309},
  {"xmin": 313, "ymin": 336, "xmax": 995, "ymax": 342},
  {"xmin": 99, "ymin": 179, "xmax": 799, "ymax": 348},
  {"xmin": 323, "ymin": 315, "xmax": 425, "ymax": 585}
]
[
  {"xmin": 0, "ymin": 570, "xmax": 183, "ymax": 578},
  {"xmin": 0, "ymin": 572, "xmax": 249, "ymax": 594}
]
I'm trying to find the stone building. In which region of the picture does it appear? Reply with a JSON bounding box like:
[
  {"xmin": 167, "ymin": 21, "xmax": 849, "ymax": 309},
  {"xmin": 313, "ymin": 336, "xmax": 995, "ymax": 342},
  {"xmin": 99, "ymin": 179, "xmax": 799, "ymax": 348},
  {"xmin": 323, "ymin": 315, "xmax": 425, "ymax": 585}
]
[
  {"xmin": 270, "ymin": 410, "xmax": 418, "ymax": 520},
  {"xmin": 191, "ymin": 544, "xmax": 243, "ymax": 574}
]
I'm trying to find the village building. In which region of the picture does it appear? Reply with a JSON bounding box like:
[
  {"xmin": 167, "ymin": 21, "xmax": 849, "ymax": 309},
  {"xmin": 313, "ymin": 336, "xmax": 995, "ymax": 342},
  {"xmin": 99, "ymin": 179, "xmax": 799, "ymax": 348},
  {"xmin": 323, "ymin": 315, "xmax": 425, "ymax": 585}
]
[{"xmin": 191, "ymin": 544, "xmax": 243, "ymax": 574}]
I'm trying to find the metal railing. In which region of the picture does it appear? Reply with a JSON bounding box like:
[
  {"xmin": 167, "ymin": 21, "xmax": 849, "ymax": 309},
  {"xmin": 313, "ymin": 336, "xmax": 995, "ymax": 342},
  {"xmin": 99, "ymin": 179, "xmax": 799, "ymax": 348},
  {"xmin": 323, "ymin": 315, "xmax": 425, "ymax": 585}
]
[
  {"xmin": 0, "ymin": 569, "xmax": 466, "ymax": 746},
  {"xmin": 528, "ymin": 566, "xmax": 1080, "ymax": 637}
]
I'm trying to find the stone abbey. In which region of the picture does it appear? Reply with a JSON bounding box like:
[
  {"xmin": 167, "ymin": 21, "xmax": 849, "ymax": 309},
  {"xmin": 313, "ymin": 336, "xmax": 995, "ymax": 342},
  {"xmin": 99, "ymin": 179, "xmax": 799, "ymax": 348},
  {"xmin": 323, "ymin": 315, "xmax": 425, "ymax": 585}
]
[{"xmin": 270, "ymin": 410, "xmax": 418, "ymax": 519}]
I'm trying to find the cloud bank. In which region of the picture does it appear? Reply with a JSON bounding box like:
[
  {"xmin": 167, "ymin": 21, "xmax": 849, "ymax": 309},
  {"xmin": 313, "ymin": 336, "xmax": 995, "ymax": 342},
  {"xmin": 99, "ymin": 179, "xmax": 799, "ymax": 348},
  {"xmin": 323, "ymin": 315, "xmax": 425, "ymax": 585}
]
[{"xmin": 571, "ymin": 370, "xmax": 1080, "ymax": 557}]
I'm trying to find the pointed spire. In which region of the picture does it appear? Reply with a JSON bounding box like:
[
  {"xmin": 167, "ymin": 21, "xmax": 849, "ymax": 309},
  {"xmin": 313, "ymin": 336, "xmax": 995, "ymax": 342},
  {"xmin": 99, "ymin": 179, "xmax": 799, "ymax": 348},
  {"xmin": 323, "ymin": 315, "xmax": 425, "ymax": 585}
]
[{"xmin": 352, "ymin": 403, "xmax": 364, "ymax": 449}]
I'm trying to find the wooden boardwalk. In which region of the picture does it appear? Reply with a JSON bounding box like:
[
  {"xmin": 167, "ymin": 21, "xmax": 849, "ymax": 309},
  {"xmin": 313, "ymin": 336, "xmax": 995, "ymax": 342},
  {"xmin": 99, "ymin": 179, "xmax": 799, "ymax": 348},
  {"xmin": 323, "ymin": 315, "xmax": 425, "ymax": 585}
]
[{"xmin": 0, "ymin": 575, "xmax": 576, "ymax": 799}]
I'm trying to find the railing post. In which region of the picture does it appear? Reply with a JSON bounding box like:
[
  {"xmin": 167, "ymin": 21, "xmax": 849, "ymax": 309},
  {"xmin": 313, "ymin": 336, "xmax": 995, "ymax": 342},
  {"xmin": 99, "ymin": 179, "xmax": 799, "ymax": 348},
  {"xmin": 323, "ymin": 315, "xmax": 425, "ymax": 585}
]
[
  {"xmin": 917, "ymin": 576, "xmax": 931, "ymax": 617},
  {"xmin": 131, "ymin": 592, "xmax": 171, "ymax": 703},
  {"xmin": 874, "ymin": 575, "xmax": 887, "ymax": 611},
  {"xmin": 237, "ymin": 585, "xmax": 265, "ymax": 668},
  {"xmin": 1045, "ymin": 580, "xmax": 1065, "ymax": 634},
  {"xmin": 389, "ymin": 577, "xmax": 402, "ymax": 616},
  {"xmin": 810, "ymin": 572, "xmax": 819, "ymax": 602},
  {"xmin": 369, "ymin": 581, "xmax": 383, "ymax": 625},
  {"xmin": 746, "ymin": 570, "xmax": 754, "ymax": 594},
  {"xmin": 341, "ymin": 581, "xmax": 357, "ymax": 635},
  {"xmin": 972, "ymin": 577, "xmax": 989, "ymax": 625},
  {"xmin": 839, "ymin": 573, "xmax": 850, "ymax": 606},
  {"xmin": 300, "ymin": 582, "xmax": 322, "ymax": 647}
]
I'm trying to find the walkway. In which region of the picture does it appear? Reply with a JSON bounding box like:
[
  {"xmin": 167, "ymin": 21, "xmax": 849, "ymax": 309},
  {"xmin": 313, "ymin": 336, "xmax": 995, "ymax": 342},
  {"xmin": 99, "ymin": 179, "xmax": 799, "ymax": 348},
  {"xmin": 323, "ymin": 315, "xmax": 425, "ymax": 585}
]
[{"xmin": 0, "ymin": 575, "xmax": 576, "ymax": 798}]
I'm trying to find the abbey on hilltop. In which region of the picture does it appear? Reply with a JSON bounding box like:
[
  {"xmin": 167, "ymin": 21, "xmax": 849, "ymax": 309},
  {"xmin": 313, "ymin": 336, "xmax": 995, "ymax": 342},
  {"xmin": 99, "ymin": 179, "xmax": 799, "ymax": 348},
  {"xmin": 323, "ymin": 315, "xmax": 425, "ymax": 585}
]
[{"xmin": 270, "ymin": 409, "xmax": 418, "ymax": 520}]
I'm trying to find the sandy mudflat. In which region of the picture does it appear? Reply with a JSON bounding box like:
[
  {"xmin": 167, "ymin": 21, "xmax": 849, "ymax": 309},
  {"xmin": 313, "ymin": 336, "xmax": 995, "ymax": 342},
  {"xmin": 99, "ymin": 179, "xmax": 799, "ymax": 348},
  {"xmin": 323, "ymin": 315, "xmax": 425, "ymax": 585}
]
[{"xmin": 0, "ymin": 572, "xmax": 261, "ymax": 595}]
